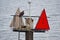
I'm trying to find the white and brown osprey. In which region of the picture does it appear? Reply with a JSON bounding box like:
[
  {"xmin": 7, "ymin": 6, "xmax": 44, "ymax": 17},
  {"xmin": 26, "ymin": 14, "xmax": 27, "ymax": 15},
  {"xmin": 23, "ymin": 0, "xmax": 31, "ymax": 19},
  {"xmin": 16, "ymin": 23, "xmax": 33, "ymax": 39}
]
[
  {"xmin": 25, "ymin": 18, "xmax": 33, "ymax": 30},
  {"xmin": 10, "ymin": 8, "xmax": 24, "ymax": 30}
]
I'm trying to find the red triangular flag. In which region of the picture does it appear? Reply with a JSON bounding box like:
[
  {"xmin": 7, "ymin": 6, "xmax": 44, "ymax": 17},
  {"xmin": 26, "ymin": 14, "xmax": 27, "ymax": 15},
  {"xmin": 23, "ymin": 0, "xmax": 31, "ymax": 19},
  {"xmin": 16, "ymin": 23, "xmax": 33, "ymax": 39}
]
[{"xmin": 35, "ymin": 9, "xmax": 50, "ymax": 31}]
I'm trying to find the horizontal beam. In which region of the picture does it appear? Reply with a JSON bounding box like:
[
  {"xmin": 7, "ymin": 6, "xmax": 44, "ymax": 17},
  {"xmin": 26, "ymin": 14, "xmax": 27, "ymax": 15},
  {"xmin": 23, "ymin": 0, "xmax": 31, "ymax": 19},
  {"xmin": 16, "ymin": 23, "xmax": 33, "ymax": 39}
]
[
  {"xmin": 13, "ymin": 29, "xmax": 45, "ymax": 33},
  {"xmin": 11, "ymin": 15, "xmax": 50, "ymax": 18},
  {"xmin": 11, "ymin": 15, "xmax": 40, "ymax": 17},
  {"xmin": 23, "ymin": 16, "xmax": 50, "ymax": 18}
]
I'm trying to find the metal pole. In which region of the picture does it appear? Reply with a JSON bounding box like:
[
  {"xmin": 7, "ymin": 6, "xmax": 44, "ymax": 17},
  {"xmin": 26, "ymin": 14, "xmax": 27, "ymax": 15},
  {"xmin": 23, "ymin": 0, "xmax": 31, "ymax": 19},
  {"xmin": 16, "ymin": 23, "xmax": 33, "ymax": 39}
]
[
  {"xmin": 18, "ymin": 13, "xmax": 20, "ymax": 40},
  {"xmin": 28, "ymin": 1, "xmax": 31, "ymax": 18},
  {"xmin": 18, "ymin": 32, "xmax": 20, "ymax": 40}
]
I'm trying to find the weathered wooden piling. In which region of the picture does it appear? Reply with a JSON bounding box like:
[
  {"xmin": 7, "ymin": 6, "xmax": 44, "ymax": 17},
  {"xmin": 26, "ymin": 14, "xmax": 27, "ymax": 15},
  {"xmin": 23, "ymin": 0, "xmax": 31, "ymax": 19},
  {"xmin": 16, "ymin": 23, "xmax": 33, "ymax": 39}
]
[{"xmin": 25, "ymin": 31, "xmax": 33, "ymax": 40}]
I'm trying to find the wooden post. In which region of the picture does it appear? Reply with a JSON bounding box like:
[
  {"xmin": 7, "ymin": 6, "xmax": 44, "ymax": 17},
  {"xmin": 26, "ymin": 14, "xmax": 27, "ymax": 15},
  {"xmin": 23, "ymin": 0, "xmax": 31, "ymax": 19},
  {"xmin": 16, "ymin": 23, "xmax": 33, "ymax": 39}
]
[{"xmin": 25, "ymin": 31, "xmax": 33, "ymax": 40}]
